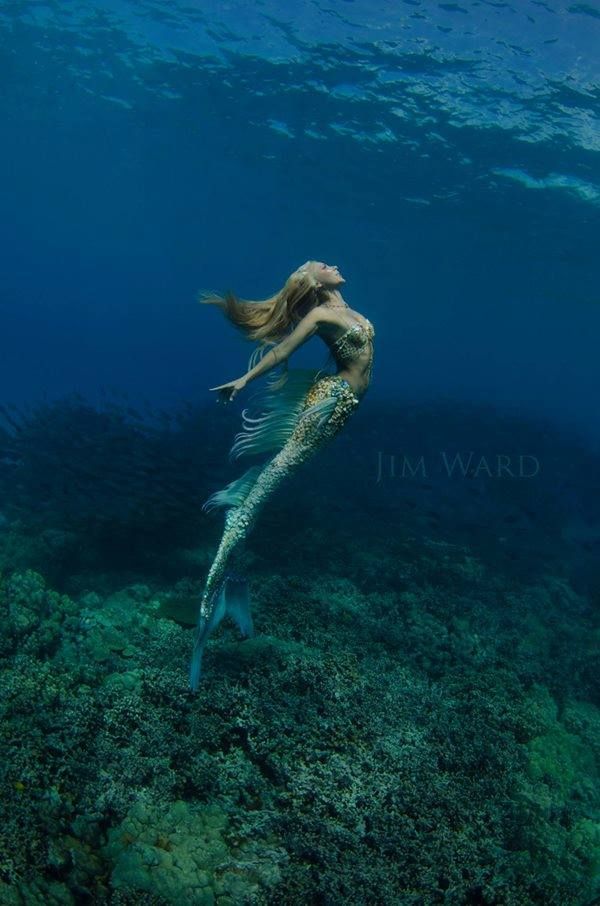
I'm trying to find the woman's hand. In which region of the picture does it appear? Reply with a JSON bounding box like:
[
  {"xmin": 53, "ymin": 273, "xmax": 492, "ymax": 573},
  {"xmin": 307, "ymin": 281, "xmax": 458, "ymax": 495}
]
[{"xmin": 209, "ymin": 376, "xmax": 248, "ymax": 404}]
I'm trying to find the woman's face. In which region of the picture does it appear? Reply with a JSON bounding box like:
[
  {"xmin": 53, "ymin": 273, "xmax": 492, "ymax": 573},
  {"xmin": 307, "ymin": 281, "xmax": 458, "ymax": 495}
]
[{"xmin": 311, "ymin": 261, "xmax": 345, "ymax": 287}]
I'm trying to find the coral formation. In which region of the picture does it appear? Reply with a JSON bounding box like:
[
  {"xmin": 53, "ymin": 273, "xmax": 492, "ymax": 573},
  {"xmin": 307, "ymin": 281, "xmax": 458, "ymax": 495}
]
[
  {"xmin": 0, "ymin": 399, "xmax": 599, "ymax": 903},
  {"xmin": 0, "ymin": 551, "xmax": 598, "ymax": 904}
]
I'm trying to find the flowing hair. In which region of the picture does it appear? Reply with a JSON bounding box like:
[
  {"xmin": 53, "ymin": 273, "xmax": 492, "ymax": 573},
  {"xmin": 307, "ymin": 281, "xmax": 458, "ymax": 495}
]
[{"xmin": 199, "ymin": 262, "xmax": 326, "ymax": 375}]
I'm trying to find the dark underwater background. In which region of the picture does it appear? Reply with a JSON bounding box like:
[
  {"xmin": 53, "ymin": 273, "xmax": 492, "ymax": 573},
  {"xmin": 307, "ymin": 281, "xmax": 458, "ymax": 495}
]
[{"xmin": 1, "ymin": 1, "xmax": 600, "ymax": 904}]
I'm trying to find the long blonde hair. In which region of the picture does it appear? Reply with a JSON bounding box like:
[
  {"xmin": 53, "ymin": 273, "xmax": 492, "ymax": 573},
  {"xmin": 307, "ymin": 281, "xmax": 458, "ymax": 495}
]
[{"xmin": 199, "ymin": 262, "xmax": 325, "ymax": 354}]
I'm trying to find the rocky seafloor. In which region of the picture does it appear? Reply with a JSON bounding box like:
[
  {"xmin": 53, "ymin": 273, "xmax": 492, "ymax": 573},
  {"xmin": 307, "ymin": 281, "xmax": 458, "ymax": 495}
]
[
  {"xmin": 0, "ymin": 396, "xmax": 599, "ymax": 904},
  {"xmin": 1, "ymin": 546, "xmax": 599, "ymax": 904}
]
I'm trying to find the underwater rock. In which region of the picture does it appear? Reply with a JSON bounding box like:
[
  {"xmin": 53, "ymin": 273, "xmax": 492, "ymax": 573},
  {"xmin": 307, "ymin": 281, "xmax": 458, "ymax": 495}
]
[{"xmin": 102, "ymin": 799, "xmax": 285, "ymax": 905}]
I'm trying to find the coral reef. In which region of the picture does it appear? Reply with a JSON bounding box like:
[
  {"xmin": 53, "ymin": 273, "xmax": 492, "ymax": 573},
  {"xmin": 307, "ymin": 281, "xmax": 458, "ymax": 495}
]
[
  {"xmin": 0, "ymin": 547, "xmax": 598, "ymax": 904},
  {"xmin": 0, "ymin": 398, "xmax": 599, "ymax": 903}
]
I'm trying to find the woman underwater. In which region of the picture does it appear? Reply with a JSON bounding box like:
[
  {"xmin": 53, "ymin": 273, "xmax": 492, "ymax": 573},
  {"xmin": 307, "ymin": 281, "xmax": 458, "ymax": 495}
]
[{"xmin": 190, "ymin": 260, "xmax": 375, "ymax": 689}]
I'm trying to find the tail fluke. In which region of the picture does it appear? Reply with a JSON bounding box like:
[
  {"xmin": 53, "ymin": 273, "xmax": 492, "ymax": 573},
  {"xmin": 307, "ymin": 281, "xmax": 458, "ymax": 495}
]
[
  {"xmin": 223, "ymin": 574, "xmax": 254, "ymax": 639},
  {"xmin": 189, "ymin": 574, "xmax": 253, "ymax": 692}
]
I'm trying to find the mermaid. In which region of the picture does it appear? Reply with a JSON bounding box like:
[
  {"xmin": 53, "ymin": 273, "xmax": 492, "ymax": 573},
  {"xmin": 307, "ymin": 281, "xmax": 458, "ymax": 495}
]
[{"xmin": 189, "ymin": 260, "xmax": 375, "ymax": 689}]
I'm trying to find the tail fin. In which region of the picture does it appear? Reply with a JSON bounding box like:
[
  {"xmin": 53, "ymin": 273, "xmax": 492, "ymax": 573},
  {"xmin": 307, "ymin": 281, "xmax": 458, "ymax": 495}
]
[
  {"xmin": 202, "ymin": 367, "xmax": 322, "ymax": 513},
  {"xmin": 202, "ymin": 465, "xmax": 263, "ymax": 513},
  {"xmin": 223, "ymin": 574, "xmax": 254, "ymax": 639},
  {"xmin": 189, "ymin": 575, "xmax": 253, "ymax": 692},
  {"xmin": 230, "ymin": 368, "xmax": 320, "ymax": 460}
]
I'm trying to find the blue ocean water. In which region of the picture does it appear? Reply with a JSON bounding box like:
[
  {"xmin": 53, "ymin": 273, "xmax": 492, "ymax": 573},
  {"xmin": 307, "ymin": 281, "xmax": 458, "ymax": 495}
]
[
  {"xmin": 1, "ymin": 2, "xmax": 600, "ymax": 904},
  {"xmin": 1, "ymin": 0, "xmax": 599, "ymax": 437}
]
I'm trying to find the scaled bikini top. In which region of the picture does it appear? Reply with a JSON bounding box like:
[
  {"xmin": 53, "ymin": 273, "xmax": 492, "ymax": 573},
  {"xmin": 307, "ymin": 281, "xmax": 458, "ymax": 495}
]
[{"xmin": 331, "ymin": 317, "xmax": 375, "ymax": 379}]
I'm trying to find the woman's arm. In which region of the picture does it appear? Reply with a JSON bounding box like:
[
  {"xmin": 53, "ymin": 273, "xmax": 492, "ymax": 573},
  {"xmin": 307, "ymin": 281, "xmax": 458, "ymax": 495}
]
[
  {"xmin": 246, "ymin": 310, "xmax": 321, "ymax": 383},
  {"xmin": 210, "ymin": 309, "xmax": 322, "ymax": 402}
]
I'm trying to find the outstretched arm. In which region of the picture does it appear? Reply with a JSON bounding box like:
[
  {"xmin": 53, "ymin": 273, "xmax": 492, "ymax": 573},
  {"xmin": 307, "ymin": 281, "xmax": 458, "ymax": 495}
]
[{"xmin": 210, "ymin": 309, "xmax": 321, "ymax": 403}]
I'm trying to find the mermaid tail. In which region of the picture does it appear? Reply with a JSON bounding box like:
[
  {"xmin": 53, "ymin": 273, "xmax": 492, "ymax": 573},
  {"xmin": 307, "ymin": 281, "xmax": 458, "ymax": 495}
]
[
  {"xmin": 190, "ymin": 368, "xmax": 360, "ymax": 689},
  {"xmin": 189, "ymin": 574, "xmax": 253, "ymax": 692}
]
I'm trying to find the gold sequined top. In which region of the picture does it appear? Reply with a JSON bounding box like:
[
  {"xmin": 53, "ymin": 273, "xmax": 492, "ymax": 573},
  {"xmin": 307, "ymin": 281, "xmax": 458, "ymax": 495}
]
[{"xmin": 331, "ymin": 317, "xmax": 375, "ymax": 382}]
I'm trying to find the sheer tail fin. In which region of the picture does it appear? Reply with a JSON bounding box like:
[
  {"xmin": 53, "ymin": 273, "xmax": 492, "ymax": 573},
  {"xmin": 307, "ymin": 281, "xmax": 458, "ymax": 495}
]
[
  {"xmin": 202, "ymin": 367, "xmax": 323, "ymax": 513},
  {"xmin": 189, "ymin": 575, "xmax": 253, "ymax": 691},
  {"xmin": 202, "ymin": 465, "xmax": 263, "ymax": 513},
  {"xmin": 223, "ymin": 574, "xmax": 254, "ymax": 638},
  {"xmin": 230, "ymin": 368, "xmax": 321, "ymax": 460}
]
